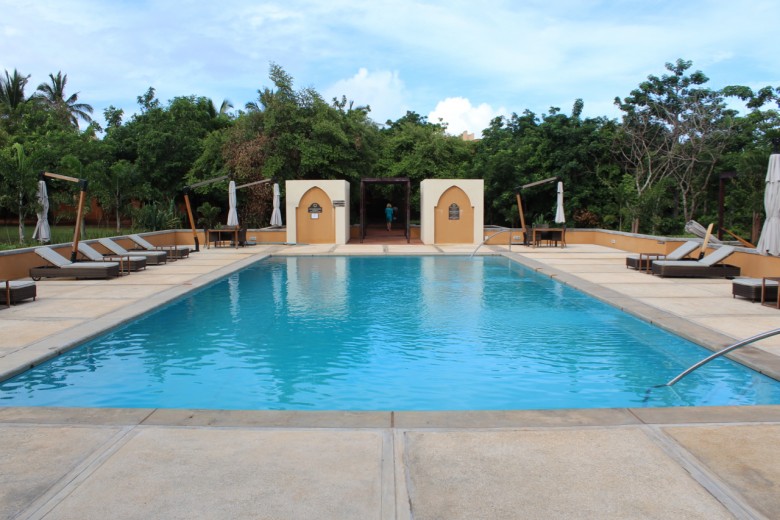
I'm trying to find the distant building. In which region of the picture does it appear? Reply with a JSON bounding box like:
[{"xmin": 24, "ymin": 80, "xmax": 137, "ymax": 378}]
[{"xmin": 460, "ymin": 131, "xmax": 476, "ymax": 141}]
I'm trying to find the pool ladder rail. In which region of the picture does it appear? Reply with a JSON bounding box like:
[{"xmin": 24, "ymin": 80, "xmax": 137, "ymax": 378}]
[
  {"xmin": 470, "ymin": 229, "xmax": 521, "ymax": 257},
  {"xmin": 666, "ymin": 327, "xmax": 780, "ymax": 386}
]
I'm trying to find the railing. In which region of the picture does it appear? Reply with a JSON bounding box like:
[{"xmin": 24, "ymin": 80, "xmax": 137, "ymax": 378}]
[
  {"xmin": 666, "ymin": 328, "xmax": 780, "ymax": 386},
  {"xmin": 470, "ymin": 229, "xmax": 522, "ymax": 257}
]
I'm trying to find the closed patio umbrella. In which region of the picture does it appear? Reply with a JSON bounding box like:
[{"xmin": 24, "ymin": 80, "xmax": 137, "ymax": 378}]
[
  {"xmin": 757, "ymin": 152, "xmax": 780, "ymax": 255},
  {"xmin": 270, "ymin": 183, "xmax": 283, "ymax": 227},
  {"xmin": 554, "ymin": 181, "xmax": 565, "ymax": 224},
  {"xmin": 226, "ymin": 180, "xmax": 239, "ymax": 227},
  {"xmin": 32, "ymin": 180, "xmax": 51, "ymax": 243}
]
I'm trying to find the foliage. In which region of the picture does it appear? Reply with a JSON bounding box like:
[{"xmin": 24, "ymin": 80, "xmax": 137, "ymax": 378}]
[
  {"xmin": 131, "ymin": 200, "xmax": 181, "ymax": 231},
  {"xmin": 1, "ymin": 60, "xmax": 779, "ymax": 242},
  {"xmin": 196, "ymin": 201, "xmax": 221, "ymax": 229},
  {"xmin": 32, "ymin": 71, "xmax": 94, "ymax": 128}
]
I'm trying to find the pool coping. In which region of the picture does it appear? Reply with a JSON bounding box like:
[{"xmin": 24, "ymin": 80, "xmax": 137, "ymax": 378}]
[{"xmin": 3, "ymin": 404, "xmax": 780, "ymax": 429}]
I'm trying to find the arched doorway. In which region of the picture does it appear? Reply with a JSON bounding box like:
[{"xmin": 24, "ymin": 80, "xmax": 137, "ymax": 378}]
[
  {"xmin": 434, "ymin": 186, "xmax": 474, "ymax": 244},
  {"xmin": 359, "ymin": 178, "xmax": 411, "ymax": 243},
  {"xmin": 296, "ymin": 187, "xmax": 335, "ymax": 244}
]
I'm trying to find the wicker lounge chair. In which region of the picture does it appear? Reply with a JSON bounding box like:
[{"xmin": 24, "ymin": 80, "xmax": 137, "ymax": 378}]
[
  {"xmin": 732, "ymin": 278, "xmax": 779, "ymax": 302},
  {"xmin": 78, "ymin": 242, "xmax": 147, "ymax": 272},
  {"xmin": 2, "ymin": 279, "xmax": 36, "ymax": 307},
  {"xmin": 98, "ymin": 238, "xmax": 167, "ymax": 265},
  {"xmin": 651, "ymin": 246, "xmax": 740, "ymax": 278},
  {"xmin": 626, "ymin": 240, "xmax": 700, "ymax": 271},
  {"xmin": 128, "ymin": 234, "xmax": 190, "ymax": 260},
  {"xmin": 30, "ymin": 247, "xmax": 120, "ymax": 280}
]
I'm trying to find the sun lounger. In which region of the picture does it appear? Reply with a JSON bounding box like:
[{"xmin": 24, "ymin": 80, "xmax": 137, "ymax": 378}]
[
  {"xmin": 651, "ymin": 246, "xmax": 740, "ymax": 278},
  {"xmin": 626, "ymin": 240, "xmax": 700, "ymax": 271},
  {"xmin": 30, "ymin": 247, "xmax": 120, "ymax": 280},
  {"xmin": 78, "ymin": 242, "xmax": 147, "ymax": 272},
  {"xmin": 732, "ymin": 278, "xmax": 779, "ymax": 302},
  {"xmin": 128, "ymin": 234, "xmax": 190, "ymax": 260},
  {"xmin": 98, "ymin": 238, "xmax": 167, "ymax": 265},
  {"xmin": 2, "ymin": 279, "xmax": 36, "ymax": 307}
]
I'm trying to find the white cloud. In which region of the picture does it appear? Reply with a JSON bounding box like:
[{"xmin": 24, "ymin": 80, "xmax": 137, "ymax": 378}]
[
  {"xmin": 428, "ymin": 97, "xmax": 505, "ymax": 138},
  {"xmin": 323, "ymin": 68, "xmax": 408, "ymax": 125}
]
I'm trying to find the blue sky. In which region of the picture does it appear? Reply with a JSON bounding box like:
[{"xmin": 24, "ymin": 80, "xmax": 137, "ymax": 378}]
[{"xmin": 2, "ymin": 0, "xmax": 779, "ymax": 136}]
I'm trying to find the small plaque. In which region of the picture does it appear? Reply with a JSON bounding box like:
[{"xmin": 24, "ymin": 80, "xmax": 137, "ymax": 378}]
[
  {"xmin": 308, "ymin": 202, "xmax": 323, "ymax": 213},
  {"xmin": 333, "ymin": 200, "xmax": 345, "ymax": 207},
  {"xmin": 448, "ymin": 203, "xmax": 460, "ymax": 220}
]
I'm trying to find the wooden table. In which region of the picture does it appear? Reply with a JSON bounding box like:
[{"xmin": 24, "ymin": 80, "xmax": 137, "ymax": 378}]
[
  {"xmin": 207, "ymin": 228, "xmax": 239, "ymax": 248},
  {"xmin": 532, "ymin": 227, "xmax": 566, "ymax": 248}
]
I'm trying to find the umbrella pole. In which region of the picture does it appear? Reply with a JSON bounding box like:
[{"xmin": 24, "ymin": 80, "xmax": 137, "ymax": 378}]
[
  {"xmin": 71, "ymin": 180, "xmax": 87, "ymax": 262},
  {"xmin": 699, "ymin": 223, "xmax": 714, "ymax": 259},
  {"xmin": 183, "ymin": 189, "xmax": 199, "ymax": 252},
  {"xmin": 516, "ymin": 192, "xmax": 527, "ymax": 245}
]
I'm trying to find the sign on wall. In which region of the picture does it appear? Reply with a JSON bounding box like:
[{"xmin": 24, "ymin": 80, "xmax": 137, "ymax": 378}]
[
  {"xmin": 308, "ymin": 202, "xmax": 323, "ymax": 219},
  {"xmin": 448, "ymin": 203, "xmax": 460, "ymax": 220}
]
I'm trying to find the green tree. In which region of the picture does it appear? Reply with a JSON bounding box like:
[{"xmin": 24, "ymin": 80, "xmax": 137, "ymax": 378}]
[
  {"xmin": 32, "ymin": 71, "xmax": 93, "ymax": 128},
  {"xmin": 0, "ymin": 69, "xmax": 31, "ymax": 136},
  {"xmin": 3, "ymin": 143, "xmax": 39, "ymax": 243},
  {"xmin": 614, "ymin": 59, "xmax": 737, "ymax": 233}
]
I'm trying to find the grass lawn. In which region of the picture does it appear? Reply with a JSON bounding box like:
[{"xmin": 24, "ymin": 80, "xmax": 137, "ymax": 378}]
[{"xmin": 0, "ymin": 225, "xmax": 136, "ymax": 251}]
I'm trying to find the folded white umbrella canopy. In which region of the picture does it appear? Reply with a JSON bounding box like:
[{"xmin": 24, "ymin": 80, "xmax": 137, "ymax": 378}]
[
  {"xmin": 32, "ymin": 180, "xmax": 51, "ymax": 243},
  {"xmin": 757, "ymin": 154, "xmax": 780, "ymax": 255},
  {"xmin": 270, "ymin": 183, "xmax": 283, "ymax": 227},
  {"xmin": 226, "ymin": 180, "xmax": 239, "ymax": 227},
  {"xmin": 554, "ymin": 181, "xmax": 565, "ymax": 224}
]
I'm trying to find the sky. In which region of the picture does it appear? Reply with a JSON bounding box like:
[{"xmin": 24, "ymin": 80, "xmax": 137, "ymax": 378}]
[{"xmin": 2, "ymin": 0, "xmax": 779, "ymax": 137}]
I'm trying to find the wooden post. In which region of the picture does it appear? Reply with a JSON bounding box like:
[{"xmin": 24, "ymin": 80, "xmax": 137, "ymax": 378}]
[
  {"xmin": 516, "ymin": 192, "xmax": 527, "ymax": 245},
  {"xmin": 183, "ymin": 189, "xmax": 199, "ymax": 252},
  {"xmin": 71, "ymin": 180, "xmax": 88, "ymax": 262},
  {"xmin": 700, "ymin": 223, "xmax": 714, "ymax": 259}
]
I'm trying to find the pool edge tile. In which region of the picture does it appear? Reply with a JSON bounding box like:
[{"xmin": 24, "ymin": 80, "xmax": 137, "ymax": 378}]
[
  {"xmin": 629, "ymin": 405, "xmax": 780, "ymax": 425},
  {"xmin": 393, "ymin": 409, "xmax": 641, "ymax": 428},
  {"xmin": 140, "ymin": 409, "xmax": 393, "ymax": 428},
  {"xmin": 0, "ymin": 406, "xmax": 154, "ymax": 425}
]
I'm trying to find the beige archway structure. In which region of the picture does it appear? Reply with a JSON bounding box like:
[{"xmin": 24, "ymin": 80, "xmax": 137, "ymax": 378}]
[
  {"xmin": 420, "ymin": 179, "xmax": 484, "ymax": 245},
  {"xmin": 286, "ymin": 180, "xmax": 350, "ymax": 244}
]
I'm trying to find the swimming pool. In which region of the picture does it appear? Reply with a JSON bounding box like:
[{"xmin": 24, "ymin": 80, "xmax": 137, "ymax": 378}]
[{"xmin": 2, "ymin": 255, "xmax": 780, "ymax": 410}]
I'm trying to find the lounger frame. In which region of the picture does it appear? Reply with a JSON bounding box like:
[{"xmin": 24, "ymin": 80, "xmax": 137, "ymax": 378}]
[{"xmin": 2, "ymin": 280, "xmax": 37, "ymax": 306}]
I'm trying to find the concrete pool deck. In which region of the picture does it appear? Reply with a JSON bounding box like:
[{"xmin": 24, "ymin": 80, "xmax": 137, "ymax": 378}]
[{"xmin": 2, "ymin": 243, "xmax": 780, "ymax": 519}]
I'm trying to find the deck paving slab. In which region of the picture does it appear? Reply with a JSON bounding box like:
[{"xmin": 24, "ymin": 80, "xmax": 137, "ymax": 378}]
[
  {"xmin": 663, "ymin": 424, "xmax": 780, "ymax": 519},
  {"xmin": 402, "ymin": 428, "xmax": 734, "ymax": 519},
  {"xmin": 30, "ymin": 428, "xmax": 387, "ymax": 520}
]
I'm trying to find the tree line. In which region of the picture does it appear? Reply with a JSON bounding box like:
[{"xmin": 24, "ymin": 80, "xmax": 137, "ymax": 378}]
[{"xmin": 1, "ymin": 59, "xmax": 779, "ymax": 245}]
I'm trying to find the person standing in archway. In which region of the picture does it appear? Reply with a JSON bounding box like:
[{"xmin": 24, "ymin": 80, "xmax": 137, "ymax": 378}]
[{"xmin": 385, "ymin": 203, "xmax": 394, "ymax": 231}]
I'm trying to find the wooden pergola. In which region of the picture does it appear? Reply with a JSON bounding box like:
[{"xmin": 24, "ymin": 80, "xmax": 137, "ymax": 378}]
[{"xmin": 359, "ymin": 178, "xmax": 410, "ymax": 243}]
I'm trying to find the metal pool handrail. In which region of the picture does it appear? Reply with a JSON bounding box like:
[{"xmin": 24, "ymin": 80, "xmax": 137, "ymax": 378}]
[
  {"xmin": 470, "ymin": 229, "xmax": 515, "ymax": 257},
  {"xmin": 666, "ymin": 327, "xmax": 780, "ymax": 386}
]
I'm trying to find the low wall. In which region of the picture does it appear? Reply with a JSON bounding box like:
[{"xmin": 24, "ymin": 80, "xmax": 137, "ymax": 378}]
[{"xmin": 3, "ymin": 228, "xmax": 780, "ymax": 279}]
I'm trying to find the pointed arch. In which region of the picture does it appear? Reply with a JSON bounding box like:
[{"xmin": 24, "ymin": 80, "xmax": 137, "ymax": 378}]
[
  {"xmin": 296, "ymin": 187, "xmax": 335, "ymax": 243},
  {"xmin": 434, "ymin": 185, "xmax": 474, "ymax": 244}
]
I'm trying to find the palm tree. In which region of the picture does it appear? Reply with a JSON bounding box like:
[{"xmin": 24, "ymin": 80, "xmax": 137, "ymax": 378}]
[
  {"xmin": 33, "ymin": 71, "xmax": 93, "ymax": 127},
  {"xmin": 208, "ymin": 98, "xmax": 234, "ymax": 118},
  {"xmin": 0, "ymin": 68, "xmax": 30, "ymax": 112}
]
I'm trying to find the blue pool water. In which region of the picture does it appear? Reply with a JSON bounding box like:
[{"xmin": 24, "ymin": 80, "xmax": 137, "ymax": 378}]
[{"xmin": 2, "ymin": 256, "xmax": 780, "ymax": 410}]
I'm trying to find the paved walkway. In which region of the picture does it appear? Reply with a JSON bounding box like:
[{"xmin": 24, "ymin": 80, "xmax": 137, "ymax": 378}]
[{"xmin": 2, "ymin": 243, "xmax": 780, "ymax": 519}]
